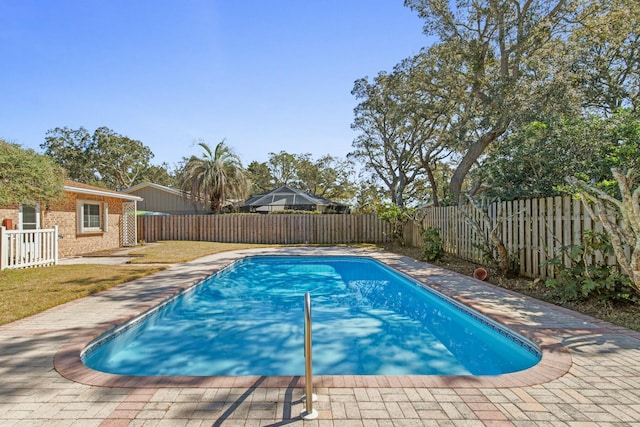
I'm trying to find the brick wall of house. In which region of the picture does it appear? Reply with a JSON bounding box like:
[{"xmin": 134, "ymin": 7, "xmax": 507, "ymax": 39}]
[
  {"xmin": 42, "ymin": 192, "xmax": 125, "ymax": 258},
  {"xmin": 0, "ymin": 205, "xmax": 19, "ymax": 229}
]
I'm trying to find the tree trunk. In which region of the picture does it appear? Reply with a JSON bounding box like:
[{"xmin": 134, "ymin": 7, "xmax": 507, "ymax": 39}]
[
  {"xmin": 449, "ymin": 122, "xmax": 511, "ymax": 202},
  {"xmin": 425, "ymin": 165, "xmax": 440, "ymax": 207}
]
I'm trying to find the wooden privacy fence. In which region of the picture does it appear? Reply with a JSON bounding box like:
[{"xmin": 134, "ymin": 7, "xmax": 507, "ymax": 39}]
[
  {"xmin": 138, "ymin": 214, "xmax": 392, "ymax": 245},
  {"xmin": 1, "ymin": 226, "xmax": 59, "ymax": 270},
  {"xmin": 404, "ymin": 195, "xmax": 622, "ymax": 279}
]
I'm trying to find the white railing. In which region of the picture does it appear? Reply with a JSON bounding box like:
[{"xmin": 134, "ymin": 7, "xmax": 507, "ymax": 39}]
[{"xmin": 0, "ymin": 226, "xmax": 59, "ymax": 270}]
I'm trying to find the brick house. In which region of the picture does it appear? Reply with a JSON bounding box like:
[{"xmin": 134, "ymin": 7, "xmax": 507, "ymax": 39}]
[{"xmin": 0, "ymin": 180, "xmax": 142, "ymax": 258}]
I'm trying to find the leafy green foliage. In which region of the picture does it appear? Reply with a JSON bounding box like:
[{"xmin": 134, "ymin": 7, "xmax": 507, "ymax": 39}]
[
  {"xmin": 420, "ymin": 227, "xmax": 443, "ymax": 261},
  {"xmin": 568, "ymin": 0, "xmax": 640, "ymax": 114},
  {"xmin": 403, "ymin": 0, "xmax": 579, "ymax": 201},
  {"xmin": 0, "ymin": 139, "xmax": 64, "ymax": 205},
  {"xmin": 347, "ymin": 0, "xmax": 637, "ymax": 206},
  {"xmin": 180, "ymin": 140, "xmax": 250, "ymax": 213},
  {"xmin": 265, "ymin": 151, "xmax": 356, "ymax": 203},
  {"xmin": 543, "ymin": 231, "xmax": 635, "ymax": 303},
  {"xmin": 92, "ymin": 127, "xmax": 154, "ymax": 190},
  {"xmin": 377, "ymin": 203, "xmax": 414, "ymax": 242},
  {"xmin": 42, "ymin": 126, "xmax": 160, "ymax": 190},
  {"xmin": 475, "ymin": 109, "xmax": 640, "ymax": 201},
  {"xmin": 350, "ymin": 53, "xmax": 453, "ymax": 207},
  {"xmin": 351, "ymin": 177, "xmax": 385, "ymax": 214},
  {"xmin": 246, "ymin": 161, "xmax": 274, "ymax": 194},
  {"xmin": 141, "ymin": 163, "xmax": 179, "ymax": 188}
]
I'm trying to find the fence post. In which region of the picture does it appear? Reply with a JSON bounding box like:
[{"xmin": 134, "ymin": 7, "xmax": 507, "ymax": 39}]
[
  {"xmin": 53, "ymin": 225, "xmax": 59, "ymax": 265},
  {"xmin": 0, "ymin": 226, "xmax": 6, "ymax": 270}
]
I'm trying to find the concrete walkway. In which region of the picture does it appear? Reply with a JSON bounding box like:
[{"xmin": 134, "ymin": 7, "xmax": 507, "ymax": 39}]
[{"xmin": 1, "ymin": 247, "xmax": 639, "ymax": 426}]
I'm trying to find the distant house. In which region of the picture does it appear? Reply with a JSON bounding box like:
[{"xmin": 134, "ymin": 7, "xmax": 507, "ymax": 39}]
[
  {"xmin": 0, "ymin": 180, "xmax": 142, "ymax": 258},
  {"xmin": 240, "ymin": 186, "xmax": 349, "ymax": 214},
  {"xmin": 121, "ymin": 182, "xmax": 212, "ymax": 215}
]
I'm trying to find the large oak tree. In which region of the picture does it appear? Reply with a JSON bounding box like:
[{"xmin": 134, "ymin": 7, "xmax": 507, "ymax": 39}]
[
  {"xmin": 42, "ymin": 126, "xmax": 158, "ymax": 190},
  {"xmin": 403, "ymin": 0, "xmax": 578, "ymax": 201}
]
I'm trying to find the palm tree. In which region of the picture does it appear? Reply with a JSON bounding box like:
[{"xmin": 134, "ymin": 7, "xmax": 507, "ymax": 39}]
[{"xmin": 180, "ymin": 140, "xmax": 251, "ymax": 213}]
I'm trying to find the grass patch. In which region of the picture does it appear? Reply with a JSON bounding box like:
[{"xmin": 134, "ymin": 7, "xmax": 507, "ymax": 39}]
[
  {"xmin": 0, "ymin": 241, "xmax": 273, "ymax": 325},
  {"xmin": 127, "ymin": 241, "xmax": 275, "ymax": 264},
  {"xmin": 0, "ymin": 264, "xmax": 166, "ymax": 325}
]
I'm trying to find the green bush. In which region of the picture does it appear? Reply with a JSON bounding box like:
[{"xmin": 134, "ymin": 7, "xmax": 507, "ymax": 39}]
[
  {"xmin": 376, "ymin": 203, "xmax": 414, "ymax": 242},
  {"xmin": 543, "ymin": 231, "xmax": 635, "ymax": 303},
  {"xmin": 421, "ymin": 227, "xmax": 443, "ymax": 262}
]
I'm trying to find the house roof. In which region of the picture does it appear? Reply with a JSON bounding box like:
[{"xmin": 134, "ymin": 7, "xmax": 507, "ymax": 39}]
[
  {"xmin": 122, "ymin": 182, "xmax": 212, "ymax": 208},
  {"xmin": 243, "ymin": 186, "xmax": 344, "ymax": 208},
  {"xmin": 121, "ymin": 182, "xmax": 185, "ymax": 198},
  {"xmin": 63, "ymin": 180, "xmax": 143, "ymax": 201}
]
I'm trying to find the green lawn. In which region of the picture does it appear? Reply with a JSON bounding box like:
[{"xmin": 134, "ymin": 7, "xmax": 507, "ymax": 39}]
[
  {"xmin": 127, "ymin": 241, "xmax": 274, "ymax": 264},
  {"xmin": 0, "ymin": 241, "xmax": 272, "ymax": 325},
  {"xmin": 0, "ymin": 264, "xmax": 166, "ymax": 325}
]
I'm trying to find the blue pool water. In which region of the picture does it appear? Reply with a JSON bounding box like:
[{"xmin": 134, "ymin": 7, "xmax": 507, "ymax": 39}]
[{"xmin": 83, "ymin": 256, "xmax": 540, "ymax": 376}]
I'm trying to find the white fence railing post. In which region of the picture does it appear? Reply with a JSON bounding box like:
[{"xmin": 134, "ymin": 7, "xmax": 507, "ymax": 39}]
[
  {"xmin": 53, "ymin": 225, "xmax": 59, "ymax": 266},
  {"xmin": 0, "ymin": 226, "xmax": 7, "ymax": 270},
  {"xmin": 1, "ymin": 227, "xmax": 58, "ymax": 270}
]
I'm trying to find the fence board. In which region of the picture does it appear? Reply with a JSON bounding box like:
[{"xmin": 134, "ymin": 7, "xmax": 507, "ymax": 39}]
[
  {"xmin": 518, "ymin": 200, "xmax": 525, "ymax": 275},
  {"xmin": 138, "ymin": 214, "xmax": 392, "ymax": 246},
  {"xmin": 139, "ymin": 196, "xmax": 627, "ymax": 280},
  {"xmin": 545, "ymin": 197, "xmax": 555, "ymax": 279},
  {"xmin": 407, "ymin": 195, "xmax": 625, "ymax": 279}
]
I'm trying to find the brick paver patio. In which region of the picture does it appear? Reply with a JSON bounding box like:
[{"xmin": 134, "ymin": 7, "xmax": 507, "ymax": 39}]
[{"xmin": 1, "ymin": 247, "xmax": 639, "ymax": 426}]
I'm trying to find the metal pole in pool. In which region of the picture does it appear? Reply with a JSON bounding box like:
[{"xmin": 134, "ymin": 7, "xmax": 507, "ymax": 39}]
[{"xmin": 301, "ymin": 292, "xmax": 318, "ymax": 420}]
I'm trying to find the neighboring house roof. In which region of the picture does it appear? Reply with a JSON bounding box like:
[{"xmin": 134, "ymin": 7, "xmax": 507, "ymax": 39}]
[
  {"xmin": 243, "ymin": 186, "xmax": 345, "ymax": 210},
  {"xmin": 121, "ymin": 182, "xmax": 210, "ymax": 214},
  {"xmin": 122, "ymin": 182, "xmax": 208, "ymax": 203},
  {"xmin": 64, "ymin": 180, "xmax": 142, "ymax": 201},
  {"xmin": 121, "ymin": 182, "xmax": 185, "ymax": 198}
]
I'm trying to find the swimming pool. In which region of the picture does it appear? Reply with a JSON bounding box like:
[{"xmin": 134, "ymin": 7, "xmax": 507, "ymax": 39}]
[{"xmin": 82, "ymin": 256, "xmax": 540, "ymax": 376}]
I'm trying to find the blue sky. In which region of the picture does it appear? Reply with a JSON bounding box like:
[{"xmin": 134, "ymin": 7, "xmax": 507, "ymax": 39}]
[{"xmin": 0, "ymin": 1, "xmax": 428, "ymax": 168}]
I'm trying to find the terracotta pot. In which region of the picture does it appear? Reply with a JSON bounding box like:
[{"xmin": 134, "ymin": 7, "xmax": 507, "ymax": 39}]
[{"xmin": 473, "ymin": 267, "xmax": 488, "ymax": 281}]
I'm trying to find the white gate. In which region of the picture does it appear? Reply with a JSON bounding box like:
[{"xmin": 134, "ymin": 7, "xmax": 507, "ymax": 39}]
[
  {"xmin": 122, "ymin": 202, "xmax": 137, "ymax": 247},
  {"xmin": 1, "ymin": 226, "xmax": 58, "ymax": 270}
]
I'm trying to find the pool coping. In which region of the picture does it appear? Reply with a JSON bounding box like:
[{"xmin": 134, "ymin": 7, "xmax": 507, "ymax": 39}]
[{"xmin": 54, "ymin": 247, "xmax": 573, "ymax": 389}]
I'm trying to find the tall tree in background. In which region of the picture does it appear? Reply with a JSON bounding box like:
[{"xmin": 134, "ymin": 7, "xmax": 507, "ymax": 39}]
[
  {"xmin": 472, "ymin": 115, "xmax": 603, "ymax": 200},
  {"xmin": 42, "ymin": 127, "xmax": 96, "ymax": 184},
  {"xmin": 0, "ymin": 139, "xmax": 64, "ymax": 205},
  {"xmin": 468, "ymin": 0, "xmax": 639, "ymax": 201},
  {"xmin": 351, "ymin": 72, "xmax": 421, "ymax": 208},
  {"xmin": 246, "ymin": 161, "xmax": 273, "ymax": 194},
  {"xmin": 404, "ymin": 0, "xmax": 577, "ymax": 202},
  {"xmin": 42, "ymin": 126, "xmax": 158, "ymax": 190},
  {"xmin": 568, "ymin": 0, "xmax": 640, "ymax": 114},
  {"xmin": 350, "ymin": 52, "xmax": 453, "ymax": 207},
  {"xmin": 92, "ymin": 127, "xmax": 154, "ymax": 190},
  {"xmin": 351, "ymin": 174, "xmax": 386, "ymax": 214},
  {"xmin": 142, "ymin": 163, "xmax": 179, "ymax": 188},
  {"xmin": 262, "ymin": 151, "xmax": 357, "ymax": 203},
  {"xmin": 180, "ymin": 140, "xmax": 250, "ymax": 213},
  {"xmin": 295, "ymin": 154, "xmax": 356, "ymax": 202},
  {"xmin": 267, "ymin": 151, "xmax": 300, "ymax": 187}
]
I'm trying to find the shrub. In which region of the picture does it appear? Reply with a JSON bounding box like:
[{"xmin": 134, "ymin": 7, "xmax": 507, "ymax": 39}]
[
  {"xmin": 543, "ymin": 231, "xmax": 636, "ymax": 303},
  {"xmin": 376, "ymin": 203, "xmax": 414, "ymax": 243},
  {"xmin": 421, "ymin": 227, "xmax": 443, "ymax": 262}
]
